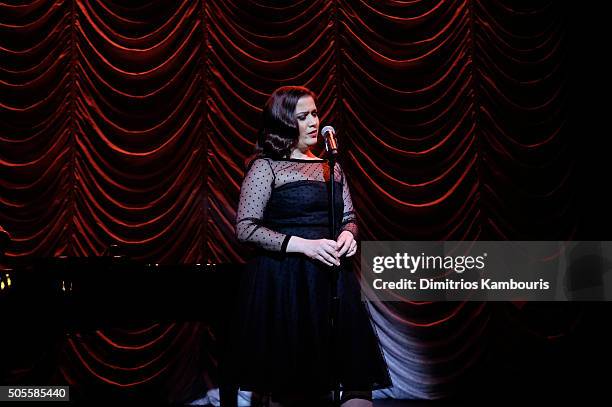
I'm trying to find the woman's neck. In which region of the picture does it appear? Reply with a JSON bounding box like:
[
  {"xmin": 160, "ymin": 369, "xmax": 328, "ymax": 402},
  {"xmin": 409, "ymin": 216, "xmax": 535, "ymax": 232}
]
[{"xmin": 289, "ymin": 149, "xmax": 316, "ymax": 159}]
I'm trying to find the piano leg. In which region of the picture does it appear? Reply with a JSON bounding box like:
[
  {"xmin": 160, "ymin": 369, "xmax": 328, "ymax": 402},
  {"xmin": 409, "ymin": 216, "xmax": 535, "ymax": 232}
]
[{"xmin": 219, "ymin": 384, "xmax": 238, "ymax": 407}]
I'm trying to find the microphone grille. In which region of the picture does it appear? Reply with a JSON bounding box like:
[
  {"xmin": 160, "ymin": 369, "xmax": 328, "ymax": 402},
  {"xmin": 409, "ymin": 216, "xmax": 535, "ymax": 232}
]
[{"xmin": 321, "ymin": 126, "xmax": 335, "ymax": 137}]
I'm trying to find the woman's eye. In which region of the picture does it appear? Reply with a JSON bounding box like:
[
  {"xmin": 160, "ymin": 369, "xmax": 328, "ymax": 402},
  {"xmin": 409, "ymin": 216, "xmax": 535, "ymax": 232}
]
[{"xmin": 312, "ymin": 112, "xmax": 318, "ymax": 117}]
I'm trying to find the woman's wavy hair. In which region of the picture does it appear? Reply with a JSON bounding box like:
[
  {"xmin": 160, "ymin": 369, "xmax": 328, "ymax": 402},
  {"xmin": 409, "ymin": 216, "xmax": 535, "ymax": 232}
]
[{"xmin": 245, "ymin": 86, "xmax": 317, "ymax": 168}]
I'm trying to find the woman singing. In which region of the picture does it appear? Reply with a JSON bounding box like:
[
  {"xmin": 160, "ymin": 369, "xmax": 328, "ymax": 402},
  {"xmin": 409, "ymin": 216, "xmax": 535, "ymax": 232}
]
[{"xmin": 229, "ymin": 86, "xmax": 391, "ymax": 406}]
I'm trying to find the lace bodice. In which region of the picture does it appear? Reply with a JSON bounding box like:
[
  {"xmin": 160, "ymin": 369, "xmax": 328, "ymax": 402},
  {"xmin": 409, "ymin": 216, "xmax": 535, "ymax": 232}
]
[{"xmin": 235, "ymin": 157, "xmax": 358, "ymax": 253}]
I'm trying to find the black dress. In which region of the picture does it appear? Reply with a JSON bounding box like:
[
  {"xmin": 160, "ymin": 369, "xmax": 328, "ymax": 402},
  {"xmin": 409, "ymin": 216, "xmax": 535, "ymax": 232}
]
[{"xmin": 228, "ymin": 157, "xmax": 392, "ymax": 394}]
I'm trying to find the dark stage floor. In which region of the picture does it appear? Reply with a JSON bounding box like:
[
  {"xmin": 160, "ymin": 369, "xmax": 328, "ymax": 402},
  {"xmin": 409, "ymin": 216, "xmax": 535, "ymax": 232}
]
[{"xmin": 375, "ymin": 402, "xmax": 468, "ymax": 407}]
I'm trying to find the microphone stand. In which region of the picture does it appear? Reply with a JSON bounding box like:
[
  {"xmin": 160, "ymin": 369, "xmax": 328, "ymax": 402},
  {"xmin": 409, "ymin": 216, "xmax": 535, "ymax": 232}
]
[{"xmin": 326, "ymin": 152, "xmax": 341, "ymax": 406}]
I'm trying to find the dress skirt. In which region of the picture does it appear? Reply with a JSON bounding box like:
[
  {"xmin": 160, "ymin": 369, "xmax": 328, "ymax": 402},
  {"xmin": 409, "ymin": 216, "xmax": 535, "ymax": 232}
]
[{"xmin": 225, "ymin": 225, "xmax": 392, "ymax": 394}]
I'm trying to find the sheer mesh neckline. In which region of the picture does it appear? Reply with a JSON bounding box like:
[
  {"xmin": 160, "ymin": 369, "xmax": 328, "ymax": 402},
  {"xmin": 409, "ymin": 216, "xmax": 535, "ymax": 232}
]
[{"xmin": 281, "ymin": 157, "xmax": 325, "ymax": 162}]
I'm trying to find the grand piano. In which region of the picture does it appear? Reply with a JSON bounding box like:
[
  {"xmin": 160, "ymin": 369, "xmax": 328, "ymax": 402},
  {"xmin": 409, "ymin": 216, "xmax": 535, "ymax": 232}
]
[{"xmin": 0, "ymin": 255, "xmax": 243, "ymax": 406}]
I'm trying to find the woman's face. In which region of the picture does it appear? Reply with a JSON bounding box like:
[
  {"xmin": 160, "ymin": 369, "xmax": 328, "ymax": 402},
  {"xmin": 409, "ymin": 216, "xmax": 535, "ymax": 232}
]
[{"xmin": 294, "ymin": 95, "xmax": 319, "ymax": 151}]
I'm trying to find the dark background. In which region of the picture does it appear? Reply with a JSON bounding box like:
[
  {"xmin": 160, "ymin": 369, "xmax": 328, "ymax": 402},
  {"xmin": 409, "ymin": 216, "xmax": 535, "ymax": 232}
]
[{"xmin": 1, "ymin": 0, "xmax": 611, "ymax": 404}]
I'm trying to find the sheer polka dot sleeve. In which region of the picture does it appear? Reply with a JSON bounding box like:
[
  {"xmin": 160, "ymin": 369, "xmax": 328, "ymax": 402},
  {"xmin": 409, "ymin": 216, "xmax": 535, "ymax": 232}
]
[
  {"xmin": 235, "ymin": 158, "xmax": 292, "ymax": 253},
  {"xmin": 338, "ymin": 164, "xmax": 358, "ymax": 239}
]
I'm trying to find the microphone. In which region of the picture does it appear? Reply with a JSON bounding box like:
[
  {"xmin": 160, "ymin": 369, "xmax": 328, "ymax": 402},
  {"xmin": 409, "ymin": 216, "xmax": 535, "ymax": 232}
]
[{"xmin": 321, "ymin": 125, "xmax": 338, "ymax": 157}]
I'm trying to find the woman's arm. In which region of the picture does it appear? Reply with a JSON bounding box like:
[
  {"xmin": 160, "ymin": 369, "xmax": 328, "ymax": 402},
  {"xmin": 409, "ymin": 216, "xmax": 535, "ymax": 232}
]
[
  {"xmin": 235, "ymin": 158, "xmax": 293, "ymax": 253},
  {"xmin": 338, "ymin": 164, "xmax": 358, "ymax": 239},
  {"xmin": 336, "ymin": 164, "xmax": 358, "ymax": 257}
]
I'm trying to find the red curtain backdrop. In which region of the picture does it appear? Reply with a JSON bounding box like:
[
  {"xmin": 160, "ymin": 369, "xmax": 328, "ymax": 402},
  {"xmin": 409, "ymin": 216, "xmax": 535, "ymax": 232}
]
[{"xmin": 2, "ymin": 0, "xmax": 590, "ymax": 403}]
